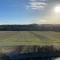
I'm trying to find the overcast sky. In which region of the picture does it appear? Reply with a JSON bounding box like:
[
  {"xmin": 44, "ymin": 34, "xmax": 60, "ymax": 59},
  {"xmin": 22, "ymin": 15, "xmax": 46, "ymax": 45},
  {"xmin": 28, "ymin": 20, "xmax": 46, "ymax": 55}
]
[{"xmin": 0, "ymin": 0, "xmax": 60, "ymax": 24}]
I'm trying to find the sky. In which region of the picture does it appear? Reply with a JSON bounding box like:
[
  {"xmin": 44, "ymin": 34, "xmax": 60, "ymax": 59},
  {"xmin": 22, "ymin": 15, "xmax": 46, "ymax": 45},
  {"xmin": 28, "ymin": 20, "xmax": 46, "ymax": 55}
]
[{"xmin": 0, "ymin": 0, "xmax": 60, "ymax": 25}]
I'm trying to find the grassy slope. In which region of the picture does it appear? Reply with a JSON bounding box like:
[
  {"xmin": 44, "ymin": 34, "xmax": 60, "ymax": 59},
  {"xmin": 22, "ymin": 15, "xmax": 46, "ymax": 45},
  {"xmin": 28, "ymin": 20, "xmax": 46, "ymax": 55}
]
[{"xmin": 0, "ymin": 31, "xmax": 60, "ymax": 46}]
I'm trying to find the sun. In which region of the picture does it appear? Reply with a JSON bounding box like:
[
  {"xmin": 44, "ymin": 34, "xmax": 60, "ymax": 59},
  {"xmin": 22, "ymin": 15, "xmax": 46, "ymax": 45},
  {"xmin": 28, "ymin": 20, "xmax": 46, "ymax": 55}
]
[{"xmin": 54, "ymin": 5, "xmax": 60, "ymax": 13}]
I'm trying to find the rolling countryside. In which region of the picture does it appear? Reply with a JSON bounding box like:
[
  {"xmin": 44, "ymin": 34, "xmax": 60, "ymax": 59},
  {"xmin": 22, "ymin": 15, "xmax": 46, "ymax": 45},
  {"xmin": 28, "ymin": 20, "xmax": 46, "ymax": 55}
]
[{"xmin": 0, "ymin": 31, "xmax": 60, "ymax": 46}]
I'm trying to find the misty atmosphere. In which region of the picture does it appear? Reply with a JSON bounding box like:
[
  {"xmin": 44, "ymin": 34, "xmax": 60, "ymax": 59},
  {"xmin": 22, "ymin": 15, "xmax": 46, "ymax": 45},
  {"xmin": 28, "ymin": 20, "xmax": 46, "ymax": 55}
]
[{"xmin": 0, "ymin": 0, "xmax": 60, "ymax": 60}]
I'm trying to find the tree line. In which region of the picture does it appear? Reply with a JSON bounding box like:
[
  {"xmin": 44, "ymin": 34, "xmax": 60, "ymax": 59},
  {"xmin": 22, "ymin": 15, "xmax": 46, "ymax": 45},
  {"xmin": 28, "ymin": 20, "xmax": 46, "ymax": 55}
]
[{"xmin": 0, "ymin": 24, "xmax": 60, "ymax": 31}]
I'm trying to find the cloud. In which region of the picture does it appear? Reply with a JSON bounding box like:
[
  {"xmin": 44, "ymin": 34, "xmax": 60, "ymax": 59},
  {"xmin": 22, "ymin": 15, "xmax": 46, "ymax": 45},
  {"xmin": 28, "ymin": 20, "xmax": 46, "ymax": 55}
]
[
  {"xmin": 26, "ymin": 0, "xmax": 47, "ymax": 10},
  {"xmin": 34, "ymin": 14, "xmax": 60, "ymax": 24},
  {"xmin": 29, "ymin": 2, "xmax": 47, "ymax": 6},
  {"xmin": 30, "ymin": 0, "xmax": 47, "ymax": 2},
  {"xmin": 30, "ymin": 0, "xmax": 36, "ymax": 2}
]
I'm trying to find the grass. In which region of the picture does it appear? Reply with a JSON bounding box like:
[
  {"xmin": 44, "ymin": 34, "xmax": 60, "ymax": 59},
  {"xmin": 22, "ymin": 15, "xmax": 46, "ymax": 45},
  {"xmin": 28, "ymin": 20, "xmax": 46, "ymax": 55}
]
[{"xmin": 0, "ymin": 31, "xmax": 60, "ymax": 46}]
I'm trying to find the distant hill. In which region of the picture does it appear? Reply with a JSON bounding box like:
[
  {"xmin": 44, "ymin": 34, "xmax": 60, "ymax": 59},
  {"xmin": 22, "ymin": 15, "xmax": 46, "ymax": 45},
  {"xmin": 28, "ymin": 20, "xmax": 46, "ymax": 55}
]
[{"xmin": 0, "ymin": 24, "xmax": 60, "ymax": 31}]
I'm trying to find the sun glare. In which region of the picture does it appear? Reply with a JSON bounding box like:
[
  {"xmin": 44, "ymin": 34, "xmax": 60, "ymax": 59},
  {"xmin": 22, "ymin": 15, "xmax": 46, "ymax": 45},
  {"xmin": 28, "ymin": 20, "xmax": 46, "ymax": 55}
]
[{"xmin": 54, "ymin": 5, "xmax": 60, "ymax": 13}]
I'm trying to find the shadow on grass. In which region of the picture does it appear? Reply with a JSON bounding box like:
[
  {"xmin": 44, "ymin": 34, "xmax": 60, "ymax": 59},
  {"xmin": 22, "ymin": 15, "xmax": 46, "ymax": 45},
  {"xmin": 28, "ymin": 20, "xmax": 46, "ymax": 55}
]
[{"xmin": 0, "ymin": 45, "xmax": 60, "ymax": 60}]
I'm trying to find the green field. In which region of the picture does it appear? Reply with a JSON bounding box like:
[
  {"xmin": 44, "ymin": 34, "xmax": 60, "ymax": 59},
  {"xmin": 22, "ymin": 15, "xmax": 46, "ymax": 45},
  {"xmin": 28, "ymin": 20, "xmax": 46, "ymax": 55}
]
[{"xmin": 0, "ymin": 31, "xmax": 60, "ymax": 46}]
